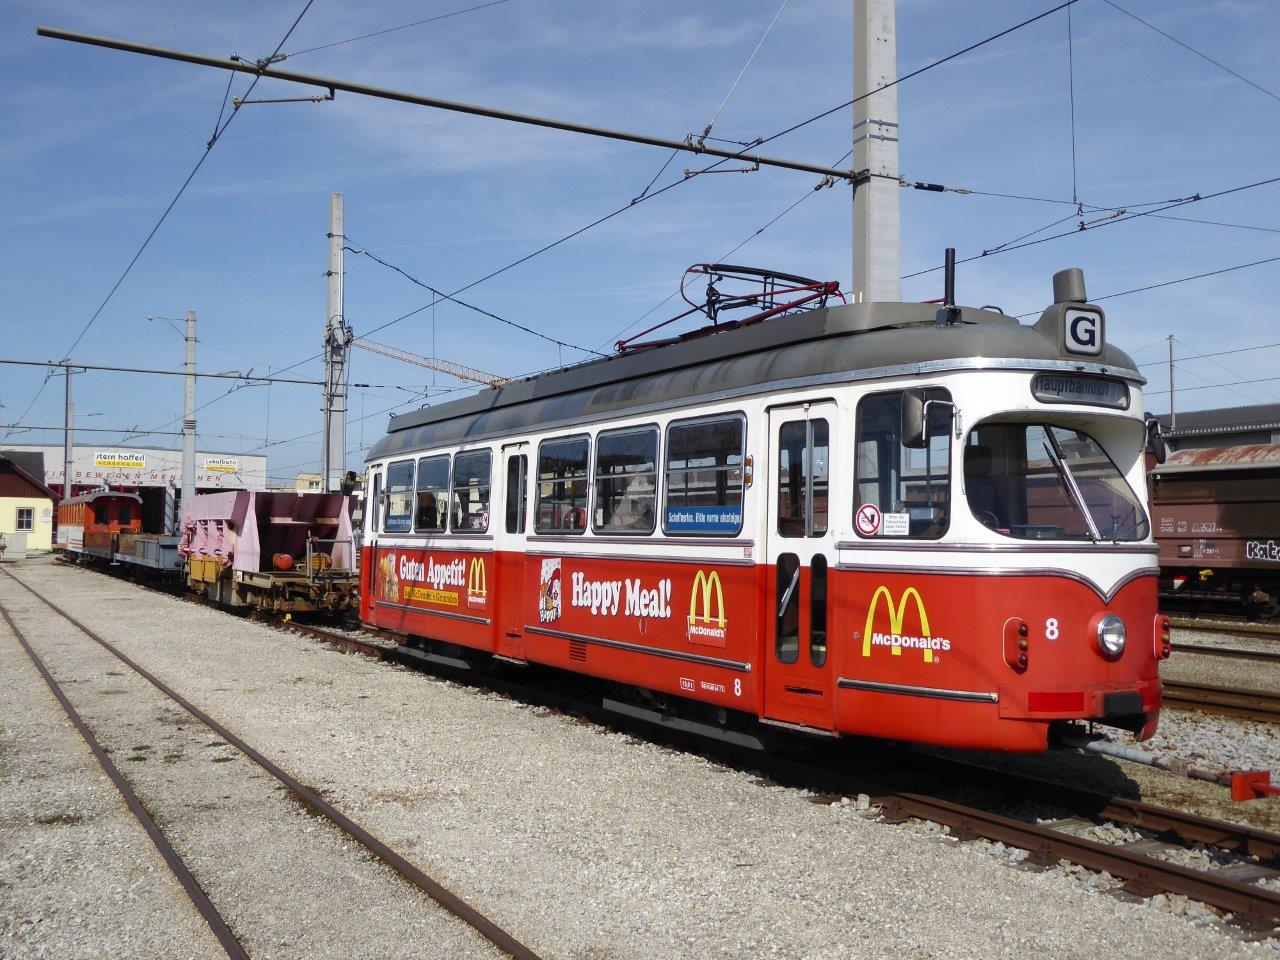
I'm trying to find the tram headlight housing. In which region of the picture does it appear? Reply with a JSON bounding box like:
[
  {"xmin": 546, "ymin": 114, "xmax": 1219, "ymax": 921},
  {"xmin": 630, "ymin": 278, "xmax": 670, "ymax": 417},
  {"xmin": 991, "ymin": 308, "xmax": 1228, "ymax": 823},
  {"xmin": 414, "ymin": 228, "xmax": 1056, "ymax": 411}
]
[{"xmin": 1096, "ymin": 614, "xmax": 1126, "ymax": 658}]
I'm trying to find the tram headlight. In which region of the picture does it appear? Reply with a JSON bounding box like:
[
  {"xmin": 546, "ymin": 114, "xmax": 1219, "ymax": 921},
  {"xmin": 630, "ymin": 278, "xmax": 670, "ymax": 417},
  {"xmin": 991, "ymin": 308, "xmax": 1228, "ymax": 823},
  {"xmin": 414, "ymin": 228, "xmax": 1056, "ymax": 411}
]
[{"xmin": 1096, "ymin": 615, "xmax": 1126, "ymax": 658}]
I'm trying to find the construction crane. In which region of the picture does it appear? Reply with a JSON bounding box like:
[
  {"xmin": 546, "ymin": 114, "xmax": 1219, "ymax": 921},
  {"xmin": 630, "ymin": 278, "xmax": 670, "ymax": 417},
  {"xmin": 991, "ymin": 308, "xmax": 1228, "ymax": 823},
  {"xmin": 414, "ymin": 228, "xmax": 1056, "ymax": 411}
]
[{"xmin": 351, "ymin": 336, "xmax": 508, "ymax": 388}]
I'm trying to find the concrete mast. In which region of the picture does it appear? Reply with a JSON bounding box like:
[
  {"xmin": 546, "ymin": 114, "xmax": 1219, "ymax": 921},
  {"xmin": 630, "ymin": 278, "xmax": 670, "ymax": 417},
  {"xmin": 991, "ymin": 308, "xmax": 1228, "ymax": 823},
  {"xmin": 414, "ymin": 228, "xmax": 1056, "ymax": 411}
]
[
  {"xmin": 321, "ymin": 191, "xmax": 349, "ymax": 491},
  {"xmin": 852, "ymin": 0, "xmax": 901, "ymax": 303},
  {"xmin": 181, "ymin": 309, "xmax": 197, "ymax": 520},
  {"xmin": 62, "ymin": 368, "xmax": 73, "ymax": 500}
]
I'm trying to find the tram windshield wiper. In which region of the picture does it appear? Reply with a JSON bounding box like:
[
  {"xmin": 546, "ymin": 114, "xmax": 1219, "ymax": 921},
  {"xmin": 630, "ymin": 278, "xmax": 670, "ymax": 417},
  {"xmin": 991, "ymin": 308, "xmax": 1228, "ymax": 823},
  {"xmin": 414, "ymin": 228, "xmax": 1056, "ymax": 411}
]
[{"xmin": 1041, "ymin": 440, "xmax": 1100, "ymax": 542}]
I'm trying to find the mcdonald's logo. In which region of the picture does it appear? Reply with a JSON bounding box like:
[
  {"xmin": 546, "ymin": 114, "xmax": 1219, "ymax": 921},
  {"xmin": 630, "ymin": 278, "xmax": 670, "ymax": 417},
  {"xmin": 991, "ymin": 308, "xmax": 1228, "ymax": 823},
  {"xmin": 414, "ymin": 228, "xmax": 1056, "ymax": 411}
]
[
  {"xmin": 861, "ymin": 586, "xmax": 951, "ymax": 663},
  {"xmin": 466, "ymin": 556, "xmax": 488, "ymax": 607},
  {"xmin": 688, "ymin": 569, "xmax": 727, "ymax": 642}
]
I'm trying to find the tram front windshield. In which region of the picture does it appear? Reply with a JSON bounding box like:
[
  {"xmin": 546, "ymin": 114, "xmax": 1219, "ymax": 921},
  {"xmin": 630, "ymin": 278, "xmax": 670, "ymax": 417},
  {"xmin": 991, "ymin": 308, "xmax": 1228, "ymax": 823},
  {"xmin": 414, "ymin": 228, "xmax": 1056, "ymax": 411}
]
[{"xmin": 964, "ymin": 423, "xmax": 1149, "ymax": 542}]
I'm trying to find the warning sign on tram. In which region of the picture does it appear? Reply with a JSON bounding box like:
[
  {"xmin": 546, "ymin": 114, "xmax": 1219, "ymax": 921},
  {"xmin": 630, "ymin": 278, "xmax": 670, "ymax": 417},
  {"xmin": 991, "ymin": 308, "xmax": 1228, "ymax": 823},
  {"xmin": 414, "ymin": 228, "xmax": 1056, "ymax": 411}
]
[{"xmin": 856, "ymin": 503, "xmax": 881, "ymax": 537}]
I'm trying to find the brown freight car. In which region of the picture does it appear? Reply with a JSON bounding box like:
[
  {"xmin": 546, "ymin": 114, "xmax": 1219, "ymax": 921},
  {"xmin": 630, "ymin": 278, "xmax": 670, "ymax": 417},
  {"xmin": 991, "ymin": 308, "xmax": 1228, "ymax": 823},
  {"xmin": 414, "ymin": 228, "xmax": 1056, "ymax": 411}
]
[{"xmin": 1150, "ymin": 443, "xmax": 1280, "ymax": 618}]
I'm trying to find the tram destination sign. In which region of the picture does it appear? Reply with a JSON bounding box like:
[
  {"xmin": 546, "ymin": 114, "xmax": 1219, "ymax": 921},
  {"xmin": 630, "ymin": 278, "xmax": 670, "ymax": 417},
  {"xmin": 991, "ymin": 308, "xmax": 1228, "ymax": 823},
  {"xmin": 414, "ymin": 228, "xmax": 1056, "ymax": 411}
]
[{"xmin": 1031, "ymin": 373, "xmax": 1129, "ymax": 410}]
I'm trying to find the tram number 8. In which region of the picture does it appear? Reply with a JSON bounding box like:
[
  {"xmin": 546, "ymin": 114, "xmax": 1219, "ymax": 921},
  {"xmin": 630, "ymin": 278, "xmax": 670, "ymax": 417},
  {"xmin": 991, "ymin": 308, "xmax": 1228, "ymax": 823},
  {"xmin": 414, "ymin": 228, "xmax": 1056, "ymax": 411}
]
[
  {"xmin": 733, "ymin": 678, "xmax": 742, "ymax": 697},
  {"xmin": 1045, "ymin": 618, "xmax": 1060, "ymax": 641}
]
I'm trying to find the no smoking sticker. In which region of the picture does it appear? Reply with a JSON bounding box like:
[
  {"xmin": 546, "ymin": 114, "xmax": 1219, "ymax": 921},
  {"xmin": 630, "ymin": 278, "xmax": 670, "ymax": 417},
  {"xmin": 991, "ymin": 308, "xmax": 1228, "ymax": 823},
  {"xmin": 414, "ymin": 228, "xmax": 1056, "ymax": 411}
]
[{"xmin": 856, "ymin": 503, "xmax": 881, "ymax": 536}]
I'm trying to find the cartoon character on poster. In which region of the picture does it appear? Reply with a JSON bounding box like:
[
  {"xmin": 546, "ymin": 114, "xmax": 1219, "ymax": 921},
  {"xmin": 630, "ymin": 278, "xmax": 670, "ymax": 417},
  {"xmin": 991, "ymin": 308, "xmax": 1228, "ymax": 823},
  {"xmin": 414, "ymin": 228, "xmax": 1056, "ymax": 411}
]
[
  {"xmin": 539, "ymin": 558, "xmax": 562, "ymax": 623},
  {"xmin": 379, "ymin": 553, "xmax": 400, "ymax": 602}
]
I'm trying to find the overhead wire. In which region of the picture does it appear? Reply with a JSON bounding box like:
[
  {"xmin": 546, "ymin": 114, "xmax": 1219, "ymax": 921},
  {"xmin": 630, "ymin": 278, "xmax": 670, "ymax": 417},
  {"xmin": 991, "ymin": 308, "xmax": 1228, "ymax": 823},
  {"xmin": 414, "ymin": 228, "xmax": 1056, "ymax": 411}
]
[
  {"xmin": 342, "ymin": 240, "xmax": 606, "ymax": 357},
  {"xmin": 634, "ymin": 0, "xmax": 788, "ymax": 203},
  {"xmin": 6, "ymin": 1, "xmax": 319, "ymax": 441},
  {"xmin": 903, "ymin": 173, "xmax": 1280, "ymax": 279},
  {"xmin": 1174, "ymin": 335, "xmax": 1280, "ymax": 403},
  {"xmin": 1100, "ymin": 0, "xmax": 1280, "ymax": 105},
  {"xmin": 278, "ymin": 0, "xmax": 512, "ymax": 60}
]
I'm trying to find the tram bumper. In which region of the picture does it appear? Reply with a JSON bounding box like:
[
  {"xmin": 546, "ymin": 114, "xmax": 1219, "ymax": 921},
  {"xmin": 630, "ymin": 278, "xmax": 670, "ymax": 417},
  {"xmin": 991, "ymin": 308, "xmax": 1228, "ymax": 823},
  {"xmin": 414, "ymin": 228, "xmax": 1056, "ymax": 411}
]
[{"xmin": 998, "ymin": 679, "xmax": 1162, "ymax": 740}]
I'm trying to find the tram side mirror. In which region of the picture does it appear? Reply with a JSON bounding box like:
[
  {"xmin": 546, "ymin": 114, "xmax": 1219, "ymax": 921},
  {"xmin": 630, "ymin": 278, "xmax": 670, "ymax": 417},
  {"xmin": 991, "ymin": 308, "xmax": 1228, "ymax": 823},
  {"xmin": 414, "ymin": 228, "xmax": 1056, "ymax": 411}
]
[
  {"xmin": 1144, "ymin": 414, "xmax": 1167, "ymax": 464},
  {"xmin": 901, "ymin": 388, "xmax": 928, "ymax": 448}
]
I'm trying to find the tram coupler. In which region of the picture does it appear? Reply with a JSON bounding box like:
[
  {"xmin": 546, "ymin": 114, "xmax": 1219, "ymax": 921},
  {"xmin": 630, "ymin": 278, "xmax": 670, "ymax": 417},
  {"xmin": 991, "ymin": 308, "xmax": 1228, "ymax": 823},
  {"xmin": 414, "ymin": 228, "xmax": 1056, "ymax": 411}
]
[{"xmin": 1059, "ymin": 729, "xmax": 1278, "ymax": 802}]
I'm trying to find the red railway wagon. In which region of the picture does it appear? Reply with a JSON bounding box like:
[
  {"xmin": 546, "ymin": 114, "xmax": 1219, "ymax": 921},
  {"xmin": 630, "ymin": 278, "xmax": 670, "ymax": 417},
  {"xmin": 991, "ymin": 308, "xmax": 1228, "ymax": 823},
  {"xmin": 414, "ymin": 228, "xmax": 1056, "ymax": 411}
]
[
  {"xmin": 56, "ymin": 490, "xmax": 144, "ymax": 560},
  {"xmin": 361, "ymin": 265, "xmax": 1167, "ymax": 751},
  {"xmin": 1151, "ymin": 442, "xmax": 1280, "ymax": 618}
]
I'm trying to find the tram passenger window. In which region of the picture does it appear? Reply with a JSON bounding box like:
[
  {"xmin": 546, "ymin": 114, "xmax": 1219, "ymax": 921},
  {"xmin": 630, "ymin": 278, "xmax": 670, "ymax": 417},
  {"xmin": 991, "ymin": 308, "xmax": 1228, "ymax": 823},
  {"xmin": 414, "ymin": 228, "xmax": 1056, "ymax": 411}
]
[
  {"xmin": 450, "ymin": 450, "xmax": 492, "ymax": 532},
  {"xmin": 810, "ymin": 555, "xmax": 828, "ymax": 667},
  {"xmin": 505, "ymin": 455, "xmax": 527, "ymax": 534},
  {"xmin": 384, "ymin": 460, "xmax": 415, "ymax": 533},
  {"xmin": 593, "ymin": 427, "xmax": 658, "ymax": 534},
  {"xmin": 855, "ymin": 389, "xmax": 951, "ymax": 539},
  {"xmin": 414, "ymin": 456, "xmax": 450, "ymax": 533},
  {"xmin": 776, "ymin": 554, "xmax": 800, "ymax": 664},
  {"xmin": 777, "ymin": 419, "xmax": 830, "ymax": 538},
  {"xmin": 369, "ymin": 470, "xmax": 383, "ymax": 534},
  {"xmin": 965, "ymin": 423, "xmax": 1148, "ymax": 541},
  {"xmin": 664, "ymin": 415, "xmax": 745, "ymax": 536},
  {"xmin": 535, "ymin": 436, "xmax": 590, "ymax": 534}
]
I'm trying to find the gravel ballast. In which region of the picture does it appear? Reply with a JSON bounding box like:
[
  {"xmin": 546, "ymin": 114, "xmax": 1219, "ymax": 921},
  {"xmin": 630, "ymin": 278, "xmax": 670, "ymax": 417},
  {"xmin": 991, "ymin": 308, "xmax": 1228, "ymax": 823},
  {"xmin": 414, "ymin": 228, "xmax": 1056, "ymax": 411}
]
[{"xmin": 2, "ymin": 560, "xmax": 1275, "ymax": 959}]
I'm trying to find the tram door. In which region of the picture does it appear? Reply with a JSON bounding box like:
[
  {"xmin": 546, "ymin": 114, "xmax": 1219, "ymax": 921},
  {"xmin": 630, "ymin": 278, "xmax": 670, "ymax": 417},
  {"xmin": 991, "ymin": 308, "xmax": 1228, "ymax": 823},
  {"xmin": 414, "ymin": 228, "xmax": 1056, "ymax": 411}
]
[
  {"xmin": 764, "ymin": 403, "xmax": 837, "ymax": 730},
  {"xmin": 496, "ymin": 444, "xmax": 530, "ymax": 660}
]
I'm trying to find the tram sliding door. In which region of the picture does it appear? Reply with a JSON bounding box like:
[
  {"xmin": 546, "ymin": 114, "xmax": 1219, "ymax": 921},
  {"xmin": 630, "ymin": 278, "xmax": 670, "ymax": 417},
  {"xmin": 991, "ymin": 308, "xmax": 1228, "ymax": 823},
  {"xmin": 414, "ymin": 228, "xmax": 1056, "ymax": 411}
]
[{"xmin": 763, "ymin": 402, "xmax": 836, "ymax": 730}]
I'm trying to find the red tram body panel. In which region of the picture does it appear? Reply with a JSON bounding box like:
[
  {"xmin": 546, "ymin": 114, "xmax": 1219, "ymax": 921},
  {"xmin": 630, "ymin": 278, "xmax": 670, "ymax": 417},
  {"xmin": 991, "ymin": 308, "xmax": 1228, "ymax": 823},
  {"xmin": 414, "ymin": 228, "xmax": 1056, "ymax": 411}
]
[{"xmin": 361, "ymin": 268, "xmax": 1165, "ymax": 751}]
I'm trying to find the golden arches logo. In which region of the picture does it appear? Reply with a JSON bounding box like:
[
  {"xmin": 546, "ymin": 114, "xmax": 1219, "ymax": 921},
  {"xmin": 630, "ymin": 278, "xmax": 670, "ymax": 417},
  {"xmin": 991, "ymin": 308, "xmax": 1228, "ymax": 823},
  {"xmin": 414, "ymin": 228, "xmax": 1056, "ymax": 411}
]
[
  {"xmin": 688, "ymin": 569, "xmax": 727, "ymax": 639},
  {"xmin": 862, "ymin": 586, "xmax": 944, "ymax": 663},
  {"xmin": 467, "ymin": 556, "xmax": 487, "ymax": 605}
]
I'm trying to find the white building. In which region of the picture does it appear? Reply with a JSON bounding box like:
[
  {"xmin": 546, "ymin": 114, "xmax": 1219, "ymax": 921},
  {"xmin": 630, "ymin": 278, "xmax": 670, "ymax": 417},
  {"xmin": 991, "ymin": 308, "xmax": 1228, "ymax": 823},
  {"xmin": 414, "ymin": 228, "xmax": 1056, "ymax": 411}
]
[{"xmin": 4, "ymin": 444, "xmax": 268, "ymax": 494}]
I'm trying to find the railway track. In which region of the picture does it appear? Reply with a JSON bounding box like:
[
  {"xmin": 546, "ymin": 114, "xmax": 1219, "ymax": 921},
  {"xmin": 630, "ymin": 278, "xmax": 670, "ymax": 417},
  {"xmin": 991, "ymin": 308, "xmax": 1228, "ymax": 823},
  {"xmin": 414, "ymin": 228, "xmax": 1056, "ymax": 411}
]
[
  {"xmin": 0, "ymin": 566, "xmax": 544, "ymax": 960},
  {"xmin": 29, "ymin": 560, "xmax": 1280, "ymax": 935},
  {"xmin": 278, "ymin": 622, "xmax": 1280, "ymax": 932},
  {"xmin": 1163, "ymin": 679, "xmax": 1280, "ymax": 725},
  {"xmin": 1168, "ymin": 614, "xmax": 1280, "ymax": 639},
  {"xmin": 1175, "ymin": 641, "xmax": 1280, "ymax": 663}
]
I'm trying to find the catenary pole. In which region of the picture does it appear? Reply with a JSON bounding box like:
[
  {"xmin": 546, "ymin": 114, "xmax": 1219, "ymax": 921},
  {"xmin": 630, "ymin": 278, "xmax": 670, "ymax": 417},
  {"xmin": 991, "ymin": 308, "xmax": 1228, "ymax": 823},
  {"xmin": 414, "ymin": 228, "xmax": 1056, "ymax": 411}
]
[
  {"xmin": 62, "ymin": 369, "xmax": 73, "ymax": 501},
  {"xmin": 852, "ymin": 0, "xmax": 902, "ymax": 303},
  {"xmin": 322, "ymin": 192, "xmax": 349, "ymax": 492},
  {"xmin": 181, "ymin": 310, "xmax": 197, "ymax": 521},
  {"xmin": 1168, "ymin": 334, "xmax": 1177, "ymax": 431}
]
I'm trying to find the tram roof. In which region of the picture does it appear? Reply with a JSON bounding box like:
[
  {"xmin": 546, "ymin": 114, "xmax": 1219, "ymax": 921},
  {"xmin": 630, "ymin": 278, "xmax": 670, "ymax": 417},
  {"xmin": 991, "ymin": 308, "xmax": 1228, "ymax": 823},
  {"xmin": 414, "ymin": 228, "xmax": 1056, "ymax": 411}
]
[{"xmin": 369, "ymin": 298, "xmax": 1143, "ymax": 461}]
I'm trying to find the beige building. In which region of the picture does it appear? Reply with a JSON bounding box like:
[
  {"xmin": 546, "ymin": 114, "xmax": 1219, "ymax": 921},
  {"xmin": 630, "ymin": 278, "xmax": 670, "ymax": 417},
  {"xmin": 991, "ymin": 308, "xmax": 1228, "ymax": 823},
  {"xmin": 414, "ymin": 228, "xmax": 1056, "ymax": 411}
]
[
  {"xmin": 296, "ymin": 473, "xmax": 324, "ymax": 493},
  {"xmin": 0, "ymin": 452, "xmax": 58, "ymax": 554}
]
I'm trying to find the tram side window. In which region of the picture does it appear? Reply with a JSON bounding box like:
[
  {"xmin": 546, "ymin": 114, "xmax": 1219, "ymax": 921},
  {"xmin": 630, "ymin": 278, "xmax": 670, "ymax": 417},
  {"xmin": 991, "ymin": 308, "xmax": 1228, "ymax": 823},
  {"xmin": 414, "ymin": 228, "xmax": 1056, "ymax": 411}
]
[
  {"xmin": 535, "ymin": 437, "xmax": 590, "ymax": 534},
  {"xmin": 777, "ymin": 418, "xmax": 830, "ymax": 538},
  {"xmin": 384, "ymin": 460, "xmax": 415, "ymax": 533},
  {"xmin": 414, "ymin": 456, "xmax": 450, "ymax": 533},
  {"xmin": 369, "ymin": 470, "xmax": 383, "ymax": 534},
  {"xmin": 505, "ymin": 455, "xmax": 527, "ymax": 534},
  {"xmin": 594, "ymin": 427, "xmax": 658, "ymax": 534},
  {"xmin": 450, "ymin": 450, "xmax": 492, "ymax": 532},
  {"xmin": 855, "ymin": 389, "xmax": 951, "ymax": 539},
  {"xmin": 664, "ymin": 415, "xmax": 745, "ymax": 536}
]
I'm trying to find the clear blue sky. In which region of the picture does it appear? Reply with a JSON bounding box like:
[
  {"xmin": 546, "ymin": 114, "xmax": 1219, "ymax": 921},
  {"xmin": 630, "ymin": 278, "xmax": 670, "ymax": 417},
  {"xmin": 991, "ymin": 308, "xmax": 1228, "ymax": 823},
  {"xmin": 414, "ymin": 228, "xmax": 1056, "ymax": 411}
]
[{"xmin": 3, "ymin": 0, "xmax": 1279, "ymax": 483}]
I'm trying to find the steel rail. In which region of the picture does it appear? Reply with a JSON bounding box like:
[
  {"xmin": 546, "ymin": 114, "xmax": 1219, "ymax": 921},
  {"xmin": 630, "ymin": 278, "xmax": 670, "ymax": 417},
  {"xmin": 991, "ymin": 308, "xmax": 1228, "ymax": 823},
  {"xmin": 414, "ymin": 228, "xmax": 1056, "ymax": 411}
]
[
  {"xmin": 0, "ymin": 568, "xmax": 545, "ymax": 960},
  {"xmin": 1174, "ymin": 641, "xmax": 1280, "ymax": 663},
  {"xmin": 1169, "ymin": 615, "xmax": 1280, "ymax": 638},
  {"xmin": 872, "ymin": 792, "xmax": 1280, "ymax": 928},
  {"xmin": 0, "ymin": 600, "xmax": 250, "ymax": 960},
  {"xmin": 1163, "ymin": 680, "xmax": 1280, "ymax": 725},
  {"xmin": 36, "ymin": 26, "xmax": 863, "ymax": 182}
]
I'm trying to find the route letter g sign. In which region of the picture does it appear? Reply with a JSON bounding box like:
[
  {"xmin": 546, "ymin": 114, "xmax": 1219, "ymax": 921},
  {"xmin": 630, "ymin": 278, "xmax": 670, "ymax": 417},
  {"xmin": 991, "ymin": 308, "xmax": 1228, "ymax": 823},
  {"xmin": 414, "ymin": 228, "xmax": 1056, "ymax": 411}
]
[{"xmin": 1063, "ymin": 307, "xmax": 1103, "ymax": 357}]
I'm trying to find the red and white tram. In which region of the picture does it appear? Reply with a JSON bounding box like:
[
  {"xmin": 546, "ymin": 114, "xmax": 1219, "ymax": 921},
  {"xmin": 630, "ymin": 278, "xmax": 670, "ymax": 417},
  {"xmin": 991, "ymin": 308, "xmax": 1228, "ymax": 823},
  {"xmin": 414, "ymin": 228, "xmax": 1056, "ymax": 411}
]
[{"xmin": 360, "ymin": 265, "xmax": 1168, "ymax": 751}]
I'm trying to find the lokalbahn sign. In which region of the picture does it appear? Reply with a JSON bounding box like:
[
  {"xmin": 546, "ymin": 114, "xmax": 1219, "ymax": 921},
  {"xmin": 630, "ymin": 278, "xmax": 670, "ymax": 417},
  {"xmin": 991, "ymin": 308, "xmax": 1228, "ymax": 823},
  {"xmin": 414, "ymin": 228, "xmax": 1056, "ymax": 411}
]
[{"xmin": 861, "ymin": 585, "xmax": 951, "ymax": 663}]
